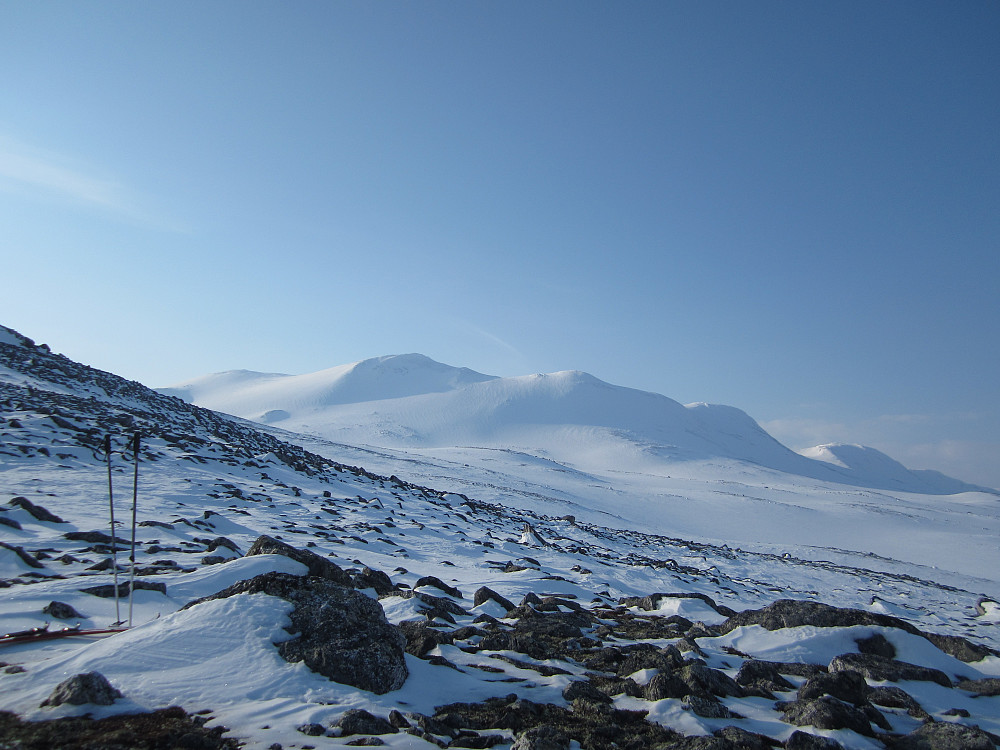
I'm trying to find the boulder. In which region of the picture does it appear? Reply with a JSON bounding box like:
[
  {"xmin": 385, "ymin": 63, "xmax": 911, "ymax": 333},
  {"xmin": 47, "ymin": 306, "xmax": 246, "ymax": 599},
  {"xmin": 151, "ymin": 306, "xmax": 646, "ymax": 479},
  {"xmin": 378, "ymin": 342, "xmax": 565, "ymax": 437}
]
[
  {"xmin": 828, "ymin": 653, "xmax": 951, "ymax": 687},
  {"xmin": 10, "ymin": 496, "xmax": 64, "ymax": 523},
  {"xmin": 797, "ymin": 670, "xmax": 871, "ymax": 705},
  {"xmin": 354, "ymin": 567, "xmax": 396, "ymax": 596},
  {"xmin": 42, "ymin": 601, "xmax": 84, "ymax": 620},
  {"xmin": 337, "ymin": 708, "xmax": 398, "ymax": 736},
  {"xmin": 186, "ymin": 572, "xmax": 407, "ymax": 694},
  {"xmin": 245, "ymin": 535, "xmax": 352, "ymax": 585},
  {"xmin": 473, "ymin": 586, "xmax": 515, "ymax": 612},
  {"xmin": 778, "ymin": 696, "xmax": 876, "ymax": 737},
  {"xmin": 414, "ymin": 575, "xmax": 463, "ymax": 599},
  {"xmin": 41, "ymin": 671, "xmax": 122, "ymax": 707},
  {"xmin": 720, "ymin": 600, "xmax": 920, "ymax": 636},
  {"xmin": 511, "ymin": 725, "xmax": 570, "ymax": 750},
  {"xmin": 884, "ymin": 721, "xmax": 997, "ymax": 750},
  {"xmin": 784, "ymin": 731, "xmax": 845, "ymax": 750},
  {"xmin": 956, "ymin": 677, "xmax": 1000, "ymax": 696},
  {"xmin": 856, "ymin": 633, "xmax": 895, "ymax": 658}
]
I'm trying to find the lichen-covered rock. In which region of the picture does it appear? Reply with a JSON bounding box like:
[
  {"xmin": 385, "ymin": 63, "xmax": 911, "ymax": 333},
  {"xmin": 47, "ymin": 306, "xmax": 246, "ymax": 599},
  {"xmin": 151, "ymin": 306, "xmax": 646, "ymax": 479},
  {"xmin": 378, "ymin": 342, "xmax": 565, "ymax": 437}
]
[
  {"xmin": 828, "ymin": 652, "xmax": 951, "ymax": 687},
  {"xmin": 42, "ymin": 600, "xmax": 84, "ymax": 620},
  {"xmin": 337, "ymin": 708, "xmax": 398, "ymax": 736},
  {"xmin": 856, "ymin": 633, "xmax": 896, "ymax": 658},
  {"xmin": 784, "ymin": 731, "xmax": 845, "ymax": 750},
  {"xmin": 677, "ymin": 663, "xmax": 746, "ymax": 698},
  {"xmin": 354, "ymin": 566, "xmax": 396, "ymax": 595},
  {"xmin": 797, "ymin": 670, "xmax": 871, "ymax": 705},
  {"xmin": 884, "ymin": 721, "xmax": 997, "ymax": 749},
  {"xmin": 562, "ymin": 680, "xmax": 612, "ymax": 704},
  {"xmin": 473, "ymin": 586, "xmax": 515, "ymax": 612},
  {"xmin": 778, "ymin": 696, "xmax": 876, "ymax": 737},
  {"xmin": 245, "ymin": 534, "xmax": 352, "ymax": 585},
  {"xmin": 868, "ymin": 685, "xmax": 929, "ymax": 719},
  {"xmin": 41, "ymin": 671, "xmax": 122, "ymax": 707},
  {"xmin": 956, "ymin": 677, "xmax": 1000, "ymax": 696},
  {"xmin": 510, "ymin": 725, "xmax": 569, "ymax": 750},
  {"xmin": 186, "ymin": 571, "xmax": 407, "ymax": 694},
  {"xmin": 720, "ymin": 600, "xmax": 921, "ymax": 635}
]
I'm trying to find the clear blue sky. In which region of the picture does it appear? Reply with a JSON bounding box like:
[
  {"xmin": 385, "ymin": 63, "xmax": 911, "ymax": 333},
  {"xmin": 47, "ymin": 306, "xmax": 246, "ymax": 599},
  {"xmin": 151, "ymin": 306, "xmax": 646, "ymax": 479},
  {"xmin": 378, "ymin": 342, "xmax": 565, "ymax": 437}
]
[{"xmin": 2, "ymin": 2, "xmax": 998, "ymax": 487}]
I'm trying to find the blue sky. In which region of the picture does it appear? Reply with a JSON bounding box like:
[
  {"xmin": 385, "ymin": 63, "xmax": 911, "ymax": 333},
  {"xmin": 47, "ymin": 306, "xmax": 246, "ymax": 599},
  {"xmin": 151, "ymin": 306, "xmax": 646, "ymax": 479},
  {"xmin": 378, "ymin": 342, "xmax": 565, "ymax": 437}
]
[{"xmin": 2, "ymin": 2, "xmax": 998, "ymax": 487}]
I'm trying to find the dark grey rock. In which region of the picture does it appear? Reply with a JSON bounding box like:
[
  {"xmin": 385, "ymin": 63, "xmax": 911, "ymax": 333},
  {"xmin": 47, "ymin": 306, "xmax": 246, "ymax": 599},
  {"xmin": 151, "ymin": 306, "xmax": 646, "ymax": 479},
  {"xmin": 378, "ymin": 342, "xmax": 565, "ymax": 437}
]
[
  {"xmin": 922, "ymin": 632, "xmax": 999, "ymax": 663},
  {"xmin": 784, "ymin": 731, "xmax": 845, "ymax": 750},
  {"xmin": 797, "ymin": 670, "xmax": 871, "ymax": 705},
  {"xmin": 736, "ymin": 660, "xmax": 796, "ymax": 692},
  {"xmin": 42, "ymin": 600, "xmax": 84, "ymax": 619},
  {"xmin": 778, "ymin": 696, "xmax": 875, "ymax": 737},
  {"xmin": 712, "ymin": 725, "xmax": 780, "ymax": 750},
  {"xmin": 64, "ymin": 531, "xmax": 128, "ymax": 545},
  {"xmin": 297, "ymin": 723, "xmax": 326, "ymax": 736},
  {"xmin": 644, "ymin": 671, "xmax": 691, "ymax": 701},
  {"xmin": 186, "ymin": 572, "xmax": 407, "ymax": 694},
  {"xmin": 956, "ymin": 677, "xmax": 1000, "ymax": 696},
  {"xmin": 828, "ymin": 652, "xmax": 952, "ymax": 687},
  {"xmin": 354, "ymin": 567, "xmax": 396, "ymax": 595},
  {"xmin": 562, "ymin": 680, "xmax": 612, "ymax": 704},
  {"xmin": 337, "ymin": 708, "xmax": 397, "ymax": 736},
  {"xmin": 0, "ymin": 542, "xmax": 45, "ymax": 570},
  {"xmin": 868, "ymin": 685, "xmax": 930, "ymax": 719},
  {"xmin": 10, "ymin": 496, "xmax": 64, "ymax": 523},
  {"xmin": 721, "ymin": 599, "xmax": 922, "ymax": 635},
  {"xmin": 677, "ymin": 663, "xmax": 746, "ymax": 698},
  {"xmin": 413, "ymin": 575, "xmax": 462, "ymax": 599},
  {"xmin": 473, "ymin": 586, "xmax": 515, "ymax": 612},
  {"xmin": 80, "ymin": 580, "xmax": 166, "ymax": 598},
  {"xmin": 245, "ymin": 534, "xmax": 352, "ymax": 585},
  {"xmin": 884, "ymin": 721, "xmax": 997, "ymax": 749},
  {"xmin": 511, "ymin": 725, "xmax": 569, "ymax": 750},
  {"xmin": 856, "ymin": 632, "xmax": 896, "ymax": 658},
  {"xmin": 619, "ymin": 592, "xmax": 736, "ymax": 617},
  {"xmin": 685, "ymin": 693, "xmax": 742, "ymax": 719},
  {"xmin": 40, "ymin": 671, "xmax": 122, "ymax": 707},
  {"xmin": 0, "ymin": 515, "xmax": 22, "ymax": 530}
]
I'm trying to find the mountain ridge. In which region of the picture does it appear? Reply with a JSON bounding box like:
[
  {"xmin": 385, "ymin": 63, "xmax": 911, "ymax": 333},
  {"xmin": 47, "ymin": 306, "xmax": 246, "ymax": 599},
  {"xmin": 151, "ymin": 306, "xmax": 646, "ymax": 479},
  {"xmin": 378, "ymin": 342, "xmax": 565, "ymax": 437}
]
[{"xmin": 162, "ymin": 353, "xmax": 995, "ymax": 496}]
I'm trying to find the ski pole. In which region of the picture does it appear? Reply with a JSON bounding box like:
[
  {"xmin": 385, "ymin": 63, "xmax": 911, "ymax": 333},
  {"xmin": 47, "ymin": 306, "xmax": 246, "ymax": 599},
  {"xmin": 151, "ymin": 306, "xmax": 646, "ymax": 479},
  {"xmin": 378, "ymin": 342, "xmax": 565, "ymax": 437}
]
[
  {"xmin": 128, "ymin": 432, "xmax": 140, "ymax": 628},
  {"xmin": 104, "ymin": 435, "xmax": 121, "ymax": 626}
]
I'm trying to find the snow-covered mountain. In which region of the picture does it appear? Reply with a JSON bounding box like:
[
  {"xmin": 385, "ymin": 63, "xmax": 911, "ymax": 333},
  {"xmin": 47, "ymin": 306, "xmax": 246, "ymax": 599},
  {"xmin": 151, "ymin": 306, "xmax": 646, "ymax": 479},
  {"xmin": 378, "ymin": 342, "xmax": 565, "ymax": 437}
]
[
  {"xmin": 162, "ymin": 354, "xmax": 992, "ymax": 498},
  {"xmin": 3, "ymin": 324, "xmax": 1000, "ymax": 749}
]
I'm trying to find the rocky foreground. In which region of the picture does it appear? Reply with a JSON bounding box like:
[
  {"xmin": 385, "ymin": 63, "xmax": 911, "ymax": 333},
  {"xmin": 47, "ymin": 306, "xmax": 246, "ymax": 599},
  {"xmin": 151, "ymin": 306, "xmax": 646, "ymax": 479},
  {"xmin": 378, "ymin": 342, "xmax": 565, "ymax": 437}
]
[{"xmin": 5, "ymin": 533, "xmax": 998, "ymax": 750}]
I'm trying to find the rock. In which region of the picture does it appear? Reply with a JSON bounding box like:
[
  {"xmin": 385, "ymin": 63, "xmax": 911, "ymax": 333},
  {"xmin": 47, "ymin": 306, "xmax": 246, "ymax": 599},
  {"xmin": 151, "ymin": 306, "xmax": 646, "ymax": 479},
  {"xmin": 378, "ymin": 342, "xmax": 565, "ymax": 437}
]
[
  {"xmin": 562, "ymin": 680, "xmax": 612, "ymax": 704},
  {"xmin": 205, "ymin": 537, "xmax": 240, "ymax": 554},
  {"xmin": 0, "ymin": 542, "xmax": 45, "ymax": 570},
  {"xmin": 511, "ymin": 725, "xmax": 570, "ymax": 750},
  {"xmin": 337, "ymin": 709, "xmax": 398, "ymax": 736},
  {"xmin": 245, "ymin": 535, "xmax": 352, "ymax": 585},
  {"xmin": 956, "ymin": 677, "xmax": 1000, "ymax": 696},
  {"xmin": 619, "ymin": 592, "xmax": 737, "ymax": 617},
  {"xmin": 720, "ymin": 599, "xmax": 922, "ymax": 635},
  {"xmin": 685, "ymin": 694, "xmax": 741, "ymax": 719},
  {"xmin": 354, "ymin": 567, "xmax": 396, "ymax": 595},
  {"xmin": 186, "ymin": 572, "xmax": 407, "ymax": 694},
  {"xmin": 297, "ymin": 723, "xmax": 326, "ymax": 736},
  {"xmin": 712, "ymin": 726, "xmax": 780, "ymax": 750},
  {"xmin": 797, "ymin": 670, "xmax": 871, "ymax": 705},
  {"xmin": 868, "ymin": 686, "xmax": 929, "ymax": 719},
  {"xmin": 398, "ymin": 619, "xmax": 453, "ymax": 657},
  {"xmin": 784, "ymin": 731, "xmax": 845, "ymax": 750},
  {"xmin": 736, "ymin": 660, "xmax": 796, "ymax": 692},
  {"xmin": 924, "ymin": 632, "xmax": 999, "ymax": 663},
  {"xmin": 644, "ymin": 671, "xmax": 691, "ymax": 701},
  {"xmin": 677, "ymin": 663, "xmax": 746, "ymax": 698},
  {"xmin": 778, "ymin": 696, "xmax": 876, "ymax": 737},
  {"xmin": 414, "ymin": 575, "xmax": 463, "ymax": 599},
  {"xmin": 81, "ymin": 580, "xmax": 167, "ymax": 598},
  {"xmin": 64, "ymin": 530, "xmax": 129, "ymax": 545},
  {"xmin": 345, "ymin": 738, "xmax": 385, "ymax": 746},
  {"xmin": 41, "ymin": 671, "xmax": 122, "ymax": 707},
  {"xmin": 856, "ymin": 633, "xmax": 896, "ymax": 658},
  {"xmin": 42, "ymin": 600, "xmax": 84, "ymax": 619},
  {"xmin": 473, "ymin": 586, "xmax": 515, "ymax": 612},
  {"xmin": 884, "ymin": 721, "xmax": 997, "ymax": 749},
  {"xmin": 0, "ymin": 516, "xmax": 22, "ymax": 530},
  {"xmin": 9, "ymin": 496, "xmax": 64, "ymax": 523},
  {"xmin": 828, "ymin": 652, "xmax": 952, "ymax": 687}
]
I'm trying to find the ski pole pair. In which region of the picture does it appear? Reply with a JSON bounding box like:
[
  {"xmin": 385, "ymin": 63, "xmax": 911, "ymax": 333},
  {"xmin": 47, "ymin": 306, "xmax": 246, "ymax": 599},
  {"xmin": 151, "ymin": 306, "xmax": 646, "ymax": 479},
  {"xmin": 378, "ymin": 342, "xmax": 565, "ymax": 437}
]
[{"xmin": 103, "ymin": 433, "xmax": 140, "ymax": 628}]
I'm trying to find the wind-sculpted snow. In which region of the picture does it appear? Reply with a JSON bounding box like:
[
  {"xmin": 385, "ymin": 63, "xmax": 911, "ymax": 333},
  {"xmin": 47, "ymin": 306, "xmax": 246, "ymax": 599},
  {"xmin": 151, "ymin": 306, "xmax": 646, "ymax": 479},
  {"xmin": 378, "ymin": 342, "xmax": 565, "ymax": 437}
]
[{"xmin": 2, "ymin": 324, "xmax": 1000, "ymax": 749}]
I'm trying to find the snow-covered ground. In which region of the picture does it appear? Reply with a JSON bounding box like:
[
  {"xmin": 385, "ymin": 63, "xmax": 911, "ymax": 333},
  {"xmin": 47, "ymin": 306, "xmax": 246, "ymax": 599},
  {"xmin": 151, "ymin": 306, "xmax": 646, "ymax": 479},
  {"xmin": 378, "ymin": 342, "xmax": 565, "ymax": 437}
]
[{"xmin": 3, "ymin": 328, "xmax": 999, "ymax": 749}]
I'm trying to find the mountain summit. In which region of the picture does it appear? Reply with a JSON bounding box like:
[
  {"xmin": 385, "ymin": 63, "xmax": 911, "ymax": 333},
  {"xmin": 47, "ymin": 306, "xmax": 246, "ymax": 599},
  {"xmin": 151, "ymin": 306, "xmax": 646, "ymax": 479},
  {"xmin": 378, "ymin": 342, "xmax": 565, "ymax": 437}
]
[{"xmin": 162, "ymin": 354, "xmax": 992, "ymax": 496}]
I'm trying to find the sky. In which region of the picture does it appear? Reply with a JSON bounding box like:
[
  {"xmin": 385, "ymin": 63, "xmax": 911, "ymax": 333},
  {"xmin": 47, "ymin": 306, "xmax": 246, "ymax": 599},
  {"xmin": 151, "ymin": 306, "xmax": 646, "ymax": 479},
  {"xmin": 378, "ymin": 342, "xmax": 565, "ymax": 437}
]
[{"xmin": 1, "ymin": 2, "xmax": 998, "ymax": 488}]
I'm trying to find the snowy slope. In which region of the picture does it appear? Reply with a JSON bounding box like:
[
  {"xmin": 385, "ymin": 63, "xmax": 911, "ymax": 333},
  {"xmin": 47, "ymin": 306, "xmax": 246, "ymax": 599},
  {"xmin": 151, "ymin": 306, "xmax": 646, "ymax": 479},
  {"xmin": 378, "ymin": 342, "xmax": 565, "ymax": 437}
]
[
  {"xmin": 3, "ymin": 324, "xmax": 1000, "ymax": 750},
  {"xmin": 163, "ymin": 355, "xmax": 992, "ymax": 497}
]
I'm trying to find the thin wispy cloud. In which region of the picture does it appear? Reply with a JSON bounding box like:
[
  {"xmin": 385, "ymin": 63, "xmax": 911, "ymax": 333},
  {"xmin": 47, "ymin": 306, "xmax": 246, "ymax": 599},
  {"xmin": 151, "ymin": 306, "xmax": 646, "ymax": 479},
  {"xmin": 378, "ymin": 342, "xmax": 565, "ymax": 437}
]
[
  {"xmin": 0, "ymin": 136, "xmax": 122, "ymax": 208},
  {"xmin": 0, "ymin": 134, "xmax": 184, "ymax": 232}
]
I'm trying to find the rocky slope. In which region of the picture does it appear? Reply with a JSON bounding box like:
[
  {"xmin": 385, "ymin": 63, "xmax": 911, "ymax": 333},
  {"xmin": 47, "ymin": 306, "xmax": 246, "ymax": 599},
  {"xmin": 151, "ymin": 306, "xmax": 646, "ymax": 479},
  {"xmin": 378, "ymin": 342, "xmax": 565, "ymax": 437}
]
[{"xmin": 1, "ymin": 325, "xmax": 999, "ymax": 750}]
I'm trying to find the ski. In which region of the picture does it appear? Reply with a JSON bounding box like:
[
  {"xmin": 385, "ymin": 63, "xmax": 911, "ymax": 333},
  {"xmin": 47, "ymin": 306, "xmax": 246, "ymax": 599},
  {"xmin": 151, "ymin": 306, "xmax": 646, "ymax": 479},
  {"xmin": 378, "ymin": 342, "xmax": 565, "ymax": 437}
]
[{"xmin": 0, "ymin": 625, "xmax": 128, "ymax": 648}]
